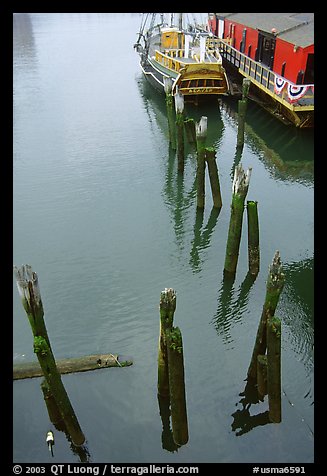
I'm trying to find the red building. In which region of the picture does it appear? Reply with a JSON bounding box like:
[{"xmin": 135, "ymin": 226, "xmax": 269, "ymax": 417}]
[{"xmin": 208, "ymin": 13, "xmax": 314, "ymax": 127}]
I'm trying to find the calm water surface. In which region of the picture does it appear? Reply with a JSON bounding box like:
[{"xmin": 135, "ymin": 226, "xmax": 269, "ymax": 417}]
[{"xmin": 13, "ymin": 13, "xmax": 314, "ymax": 463}]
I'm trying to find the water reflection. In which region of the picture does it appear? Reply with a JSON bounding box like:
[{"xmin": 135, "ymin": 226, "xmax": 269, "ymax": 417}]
[
  {"xmin": 231, "ymin": 379, "xmax": 270, "ymax": 436},
  {"xmin": 157, "ymin": 395, "xmax": 180, "ymax": 453},
  {"xmin": 190, "ymin": 207, "xmax": 221, "ymax": 273},
  {"xmin": 213, "ymin": 272, "xmax": 256, "ymax": 345},
  {"xmin": 41, "ymin": 378, "xmax": 91, "ymax": 462},
  {"xmin": 220, "ymin": 99, "xmax": 314, "ymax": 186}
]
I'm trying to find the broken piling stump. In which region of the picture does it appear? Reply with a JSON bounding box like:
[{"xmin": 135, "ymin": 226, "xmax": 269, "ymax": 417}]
[
  {"xmin": 223, "ymin": 163, "xmax": 252, "ymax": 276},
  {"xmin": 247, "ymin": 200, "xmax": 260, "ymax": 276},
  {"xmin": 13, "ymin": 264, "xmax": 85, "ymax": 446},
  {"xmin": 247, "ymin": 251, "xmax": 285, "ymax": 381},
  {"xmin": 164, "ymin": 77, "xmax": 176, "ymax": 150},
  {"xmin": 236, "ymin": 78, "xmax": 251, "ymax": 149},
  {"xmin": 175, "ymin": 90, "xmax": 185, "ymax": 173},
  {"xmin": 166, "ymin": 326, "xmax": 189, "ymax": 446},
  {"xmin": 13, "ymin": 353, "xmax": 133, "ymax": 380},
  {"xmin": 205, "ymin": 147, "xmax": 222, "ymax": 209},
  {"xmin": 195, "ymin": 116, "xmax": 207, "ymax": 209},
  {"xmin": 158, "ymin": 288, "xmax": 176, "ymax": 397},
  {"xmin": 267, "ymin": 316, "xmax": 282, "ymax": 423}
]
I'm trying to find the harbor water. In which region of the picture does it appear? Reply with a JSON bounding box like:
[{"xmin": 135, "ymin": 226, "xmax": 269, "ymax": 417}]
[{"xmin": 13, "ymin": 13, "xmax": 314, "ymax": 463}]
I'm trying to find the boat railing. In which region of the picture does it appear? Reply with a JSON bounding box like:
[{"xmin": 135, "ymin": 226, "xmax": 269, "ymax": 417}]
[
  {"xmin": 155, "ymin": 50, "xmax": 184, "ymax": 72},
  {"xmin": 217, "ymin": 39, "xmax": 314, "ymax": 111}
]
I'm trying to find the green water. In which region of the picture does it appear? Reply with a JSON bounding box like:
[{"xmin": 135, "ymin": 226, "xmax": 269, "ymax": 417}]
[{"xmin": 13, "ymin": 13, "xmax": 313, "ymax": 463}]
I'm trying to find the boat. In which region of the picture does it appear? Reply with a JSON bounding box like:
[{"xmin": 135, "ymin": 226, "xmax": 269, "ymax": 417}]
[{"xmin": 134, "ymin": 13, "xmax": 230, "ymax": 100}]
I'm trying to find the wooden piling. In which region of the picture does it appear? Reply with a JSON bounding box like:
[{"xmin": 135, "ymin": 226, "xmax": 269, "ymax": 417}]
[
  {"xmin": 13, "ymin": 265, "xmax": 85, "ymax": 446},
  {"xmin": 175, "ymin": 90, "xmax": 185, "ymax": 173},
  {"xmin": 267, "ymin": 317, "xmax": 282, "ymax": 423},
  {"xmin": 247, "ymin": 251, "xmax": 285, "ymax": 381},
  {"xmin": 195, "ymin": 116, "xmax": 207, "ymax": 209},
  {"xmin": 184, "ymin": 118, "xmax": 196, "ymax": 146},
  {"xmin": 236, "ymin": 78, "xmax": 251, "ymax": 149},
  {"xmin": 41, "ymin": 378, "xmax": 65, "ymax": 430},
  {"xmin": 166, "ymin": 326, "xmax": 188, "ymax": 446},
  {"xmin": 247, "ymin": 200, "xmax": 260, "ymax": 276},
  {"xmin": 257, "ymin": 355, "xmax": 267, "ymax": 400},
  {"xmin": 223, "ymin": 163, "xmax": 252, "ymax": 276},
  {"xmin": 205, "ymin": 147, "xmax": 222, "ymax": 208},
  {"xmin": 164, "ymin": 77, "xmax": 176, "ymax": 150},
  {"xmin": 158, "ymin": 288, "xmax": 176, "ymax": 397}
]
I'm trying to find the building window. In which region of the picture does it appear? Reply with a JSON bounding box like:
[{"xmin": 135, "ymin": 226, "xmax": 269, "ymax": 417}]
[{"xmin": 281, "ymin": 61, "xmax": 286, "ymax": 77}]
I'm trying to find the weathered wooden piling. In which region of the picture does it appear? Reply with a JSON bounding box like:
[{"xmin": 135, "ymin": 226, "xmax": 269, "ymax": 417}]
[
  {"xmin": 223, "ymin": 163, "xmax": 252, "ymax": 276},
  {"xmin": 236, "ymin": 78, "xmax": 251, "ymax": 149},
  {"xmin": 205, "ymin": 147, "xmax": 222, "ymax": 208},
  {"xmin": 164, "ymin": 77, "xmax": 176, "ymax": 150},
  {"xmin": 166, "ymin": 326, "xmax": 188, "ymax": 446},
  {"xmin": 158, "ymin": 288, "xmax": 176, "ymax": 397},
  {"xmin": 247, "ymin": 200, "xmax": 260, "ymax": 276},
  {"xmin": 13, "ymin": 353, "xmax": 133, "ymax": 380},
  {"xmin": 41, "ymin": 378, "xmax": 65, "ymax": 430},
  {"xmin": 257, "ymin": 355, "xmax": 268, "ymax": 400},
  {"xmin": 247, "ymin": 251, "xmax": 285, "ymax": 381},
  {"xmin": 175, "ymin": 90, "xmax": 185, "ymax": 173},
  {"xmin": 267, "ymin": 316, "xmax": 282, "ymax": 423},
  {"xmin": 13, "ymin": 265, "xmax": 85, "ymax": 446},
  {"xmin": 184, "ymin": 117, "xmax": 196, "ymax": 146},
  {"xmin": 195, "ymin": 116, "xmax": 207, "ymax": 209}
]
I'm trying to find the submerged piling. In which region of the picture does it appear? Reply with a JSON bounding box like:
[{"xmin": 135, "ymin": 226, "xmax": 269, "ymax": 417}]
[
  {"xmin": 267, "ymin": 317, "xmax": 282, "ymax": 423},
  {"xmin": 236, "ymin": 78, "xmax": 251, "ymax": 149},
  {"xmin": 195, "ymin": 116, "xmax": 207, "ymax": 209},
  {"xmin": 247, "ymin": 200, "xmax": 260, "ymax": 276},
  {"xmin": 224, "ymin": 163, "xmax": 252, "ymax": 276},
  {"xmin": 158, "ymin": 288, "xmax": 176, "ymax": 397},
  {"xmin": 175, "ymin": 90, "xmax": 185, "ymax": 173},
  {"xmin": 247, "ymin": 251, "xmax": 285, "ymax": 381},
  {"xmin": 13, "ymin": 265, "xmax": 85, "ymax": 446},
  {"xmin": 164, "ymin": 77, "xmax": 176, "ymax": 150},
  {"xmin": 205, "ymin": 147, "xmax": 222, "ymax": 209},
  {"xmin": 166, "ymin": 326, "xmax": 188, "ymax": 446}
]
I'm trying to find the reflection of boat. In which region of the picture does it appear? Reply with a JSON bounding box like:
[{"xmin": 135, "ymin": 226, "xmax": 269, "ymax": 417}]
[{"xmin": 134, "ymin": 13, "xmax": 230, "ymax": 99}]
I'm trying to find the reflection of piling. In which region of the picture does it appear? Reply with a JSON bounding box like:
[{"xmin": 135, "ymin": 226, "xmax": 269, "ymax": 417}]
[
  {"xmin": 257, "ymin": 355, "xmax": 267, "ymax": 401},
  {"xmin": 247, "ymin": 251, "xmax": 285, "ymax": 381},
  {"xmin": 166, "ymin": 326, "xmax": 188, "ymax": 446},
  {"xmin": 164, "ymin": 77, "xmax": 176, "ymax": 150},
  {"xmin": 267, "ymin": 317, "xmax": 282, "ymax": 423},
  {"xmin": 41, "ymin": 379, "xmax": 65, "ymax": 431},
  {"xmin": 195, "ymin": 116, "xmax": 207, "ymax": 209},
  {"xmin": 175, "ymin": 90, "xmax": 185, "ymax": 173},
  {"xmin": 247, "ymin": 200, "xmax": 260, "ymax": 276},
  {"xmin": 158, "ymin": 288, "xmax": 176, "ymax": 397},
  {"xmin": 224, "ymin": 164, "xmax": 252, "ymax": 276},
  {"xmin": 236, "ymin": 78, "xmax": 251, "ymax": 149},
  {"xmin": 13, "ymin": 265, "xmax": 85, "ymax": 446},
  {"xmin": 184, "ymin": 118, "xmax": 196, "ymax": 146},
  {"xmin": 205, "ymin": 147, "xmax": 222, "ymax": 209}
]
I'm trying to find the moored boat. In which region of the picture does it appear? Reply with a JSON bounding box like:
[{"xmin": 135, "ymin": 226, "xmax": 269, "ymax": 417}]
[{"xmin": 134, "ymin": 13, "xmax": 230, "ymax": 100}]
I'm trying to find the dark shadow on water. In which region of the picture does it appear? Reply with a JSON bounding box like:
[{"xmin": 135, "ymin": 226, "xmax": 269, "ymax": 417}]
[
  {"xmin": 190, "ymin": 206, "xmax": 221, "ymax": 273},
  {"xmin": 157, "ymin": 394, "xmax": 180, "ymax": 453},
  {"xmin": 231, "ymin": 378, "xmax": 270, "ymax": 436}
]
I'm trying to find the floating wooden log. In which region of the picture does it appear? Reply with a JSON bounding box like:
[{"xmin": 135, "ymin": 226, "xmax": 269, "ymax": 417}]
[
  {"xmin": 13, "ymin": 264, "xmax": 85, "ymax": 446},
  {"xmin": 13, "ymin": 353, "xmax": 133, "ymax": 380},
  {"xmin": 247, "ymin": 251, "xmax": 285, "ymax": 381},
  {"xmin": 158, "ymin": 288, "xmax": 176, "ymax": 397},
  {"xmin": 166, "ymin": 326, "xmax": 189, "ymax": 446},
  {"xmin": 247, "ymin": 200, "xmax": 260, "ymax": 276},
  {"xmin": 195, "ymin": 116, "xmax": 207, "ymax": 209},
  {"xmin": 224, "ymin": 163, "xmax": 252, "ymax": 276},
  {"xmin": 205, "ymin": 147, "xmax": 222, "ymax": 209},
  {"xmin": 175, "ymin": 90, "xmax": 185, "ymax": 173},
  {"xmin": 267, "ymin": 316, "xmax": 282, "ymax": 423}
]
